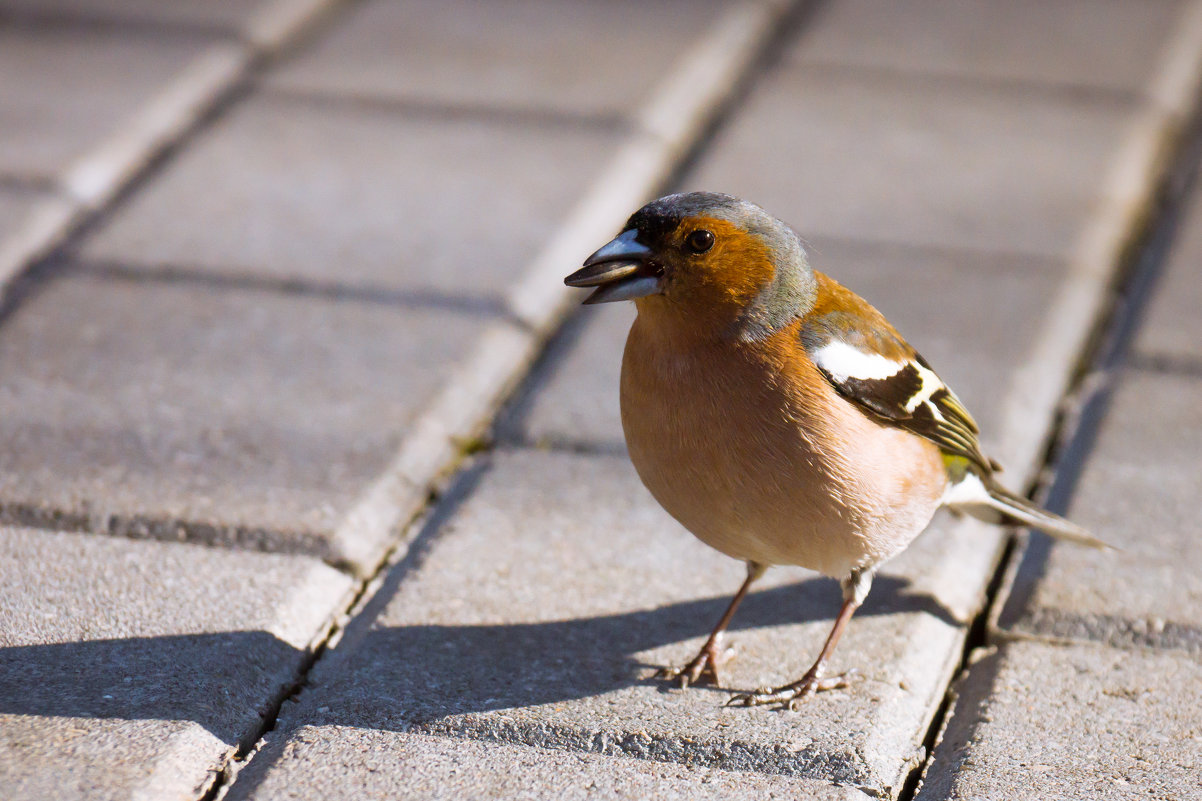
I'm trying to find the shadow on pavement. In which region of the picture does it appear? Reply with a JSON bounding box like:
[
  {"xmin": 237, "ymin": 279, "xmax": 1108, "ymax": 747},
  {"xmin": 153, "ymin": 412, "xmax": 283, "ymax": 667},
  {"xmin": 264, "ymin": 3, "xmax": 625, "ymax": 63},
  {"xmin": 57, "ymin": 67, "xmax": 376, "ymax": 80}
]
[
  {"xmin": 0, "ymin": 631, "xmax": 303, "ymax": 746},
  {"xmin": 0, "ymin": 575, "xmax": 954, "ymax": 739}
]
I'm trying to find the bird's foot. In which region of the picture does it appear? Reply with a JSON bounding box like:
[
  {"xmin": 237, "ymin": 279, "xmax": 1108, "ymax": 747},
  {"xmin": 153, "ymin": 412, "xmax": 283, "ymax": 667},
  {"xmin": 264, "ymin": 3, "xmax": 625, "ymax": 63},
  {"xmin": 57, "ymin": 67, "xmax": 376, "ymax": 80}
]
[
  {"xmin": 726, "ymin": 667, "xmax": 858, "ymax": 710},
  {"xmin": 655, "ymin": 637, "xmax": 735, "ymax": 688}
]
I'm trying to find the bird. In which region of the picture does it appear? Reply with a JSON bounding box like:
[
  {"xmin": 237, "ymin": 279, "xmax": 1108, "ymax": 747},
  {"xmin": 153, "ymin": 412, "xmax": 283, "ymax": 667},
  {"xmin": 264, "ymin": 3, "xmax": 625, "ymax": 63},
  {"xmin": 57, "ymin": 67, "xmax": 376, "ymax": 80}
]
[{"xmin": 563, "ymin": 191, "xmax": 1109, "ymax": 710}]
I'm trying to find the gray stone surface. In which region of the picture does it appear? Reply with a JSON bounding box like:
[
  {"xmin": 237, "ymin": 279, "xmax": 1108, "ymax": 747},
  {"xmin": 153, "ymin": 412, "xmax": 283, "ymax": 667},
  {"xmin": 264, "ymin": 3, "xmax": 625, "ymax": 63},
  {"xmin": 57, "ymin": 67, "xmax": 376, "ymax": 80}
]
[
  {"xmin": 917, "ymin": 641, "xmax": 1202, "ymax": 801},
  {"xmin": 249, "ymin": 449, "xmax": 1002, "ymax": 797},
  {"xmin": 792, "ymin": 0, "xmax": 1181, "ymax": 94},
  {"xmin": 0, "ymin": 24, "xmax": 211, "ymax": 182},
  {"xmin": 0, "ymin": 526, "xmax": 353, "ymax": 801},
  {"xmin": 230, "ymin": 728, "xmax": 874, "ymax": 801},
  {"xmin": 76, "ymin": 95, "xmax": 618, "ymax": 299},
  {"xmin": 498, "ymin": 302, "xmax": 634, "ymax": 452},
  {"xmin": 999, "ymin": 369, "xmax": 1202, "ymax": 653},
  {"xmin": 264, "ymin": 0, "xmax": 723, "ymax": 119},
  {"xmin": 684, "ymin": 65, "xmax": 1133, "ymax": 258},
  {"xmin": 1132, "ymin": 185, "xmax": 1202, "ymax": 365},
  {"xmin": 508, "ymin": 240, "xmax": 1064, "ymax": 456},
  {"xmin": 0, "ymin": 0, "xmax": 269, "ymax": 30},
  {"xmin": 0, "ymin": 270, "xmax": 489, "ymax": 563},
  {"xmin": 0, "ymin": 186, "xmax": 41, "ymax": 242}
]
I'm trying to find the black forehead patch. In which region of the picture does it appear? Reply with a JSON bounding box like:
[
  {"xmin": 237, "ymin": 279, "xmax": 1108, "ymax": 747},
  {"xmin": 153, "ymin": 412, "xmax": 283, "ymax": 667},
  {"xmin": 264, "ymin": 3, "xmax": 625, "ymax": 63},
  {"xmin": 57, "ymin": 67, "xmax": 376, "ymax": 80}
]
[{"xmin": 625, "ymin": 191, "xmax": 747, "ymax": 238}]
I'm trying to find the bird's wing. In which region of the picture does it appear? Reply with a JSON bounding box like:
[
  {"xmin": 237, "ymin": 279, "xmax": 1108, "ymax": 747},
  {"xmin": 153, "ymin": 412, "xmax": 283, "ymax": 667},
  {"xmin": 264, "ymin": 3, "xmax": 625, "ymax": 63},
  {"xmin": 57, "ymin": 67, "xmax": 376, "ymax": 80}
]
[{"xmin": 799, "ymin": 279, "xmax": 994, "ymax": 473}]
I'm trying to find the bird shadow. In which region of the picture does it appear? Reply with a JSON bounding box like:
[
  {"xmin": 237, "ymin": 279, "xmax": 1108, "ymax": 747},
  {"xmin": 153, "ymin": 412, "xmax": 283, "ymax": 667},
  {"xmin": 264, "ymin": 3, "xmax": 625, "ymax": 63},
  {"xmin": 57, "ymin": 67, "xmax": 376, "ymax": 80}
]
[{"xmin": 0, "ymin": 574, "xmax": 956, "ymax": 742}]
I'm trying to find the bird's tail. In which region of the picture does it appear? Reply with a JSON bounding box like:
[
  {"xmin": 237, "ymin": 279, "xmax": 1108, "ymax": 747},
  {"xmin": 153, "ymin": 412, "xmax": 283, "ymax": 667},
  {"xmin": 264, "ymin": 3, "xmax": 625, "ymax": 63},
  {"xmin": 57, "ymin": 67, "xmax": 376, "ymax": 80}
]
[{"xmin": 943, "ymin": 471, "xmax": 1112, "ymax": 550}]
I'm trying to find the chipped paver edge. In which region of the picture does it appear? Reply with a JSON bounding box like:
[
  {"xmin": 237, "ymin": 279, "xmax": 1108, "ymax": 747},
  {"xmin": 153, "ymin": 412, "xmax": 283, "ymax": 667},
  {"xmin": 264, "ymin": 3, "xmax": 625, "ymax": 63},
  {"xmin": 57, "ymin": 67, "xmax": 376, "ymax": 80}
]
[
  {"xmin": 0, "ymin": 0, "xmax": 346, "ymax": 299},
  {"xmin": 325, "ymin": 0, "xmax": 800, "ymax": 576}
]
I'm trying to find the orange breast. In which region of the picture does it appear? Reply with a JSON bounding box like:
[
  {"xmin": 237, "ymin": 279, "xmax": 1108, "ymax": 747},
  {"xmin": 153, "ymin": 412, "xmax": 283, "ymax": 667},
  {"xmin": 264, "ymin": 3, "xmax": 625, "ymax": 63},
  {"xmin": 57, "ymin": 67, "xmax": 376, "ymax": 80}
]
[{"xmin": 619, "ymin": 314, "xmax": 946, "ymax": 578}]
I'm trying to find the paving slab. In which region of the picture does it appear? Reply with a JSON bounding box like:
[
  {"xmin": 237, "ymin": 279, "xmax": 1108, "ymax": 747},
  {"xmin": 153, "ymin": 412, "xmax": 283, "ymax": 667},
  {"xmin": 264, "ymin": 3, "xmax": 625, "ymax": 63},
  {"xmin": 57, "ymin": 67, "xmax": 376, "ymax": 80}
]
[
  {"xmin": 245, "ymin": 449, "xmax": 1002, "ymax": 798},
  {"xmin": 0, "ymin": 186, "xmax": 43, "ymax": 242},
  {"xmin": 0, "ymin": 23, "xmax": 212, "ymax": 183},
  {"xmin": 0, "ymin": 269, "xmax": 489, "ymax": 564},
  {"xmin": 998, "ymin": 368, "xmax": 1202, "ymax": 653},
  {"xmin": 0, "ymin": 526, "xmax": 353, "ymax": 801},
  {"xmin": 916, "ymin": 641, "xmax": 1202, "ymax": 801},
  {"xmin": 497, "ymin": 302, "xmax": 635, "ymax": 452},
  {"xmin": 0, "ymin": 0, "xmax": 269, "ymax": 30},
  {"xmin": 1131, "ymin": 182, "xmax": 1202, "ymax": 364},
  {"xmin": 791, "ymin": 0, "xmax": 1181, "ymax": 95},
  {"xmin": 684, "ymin": 64, "xmax": 1134, "ymax": 258},
  {"xmin": 228, "ymin": 727, "xmax": 874, "ymax": 801},
  {"xmin": 76, "ymin": 95, "xmax": 618, "ymax": 300},
  {"xmin": 263, "ymin": 0, "xmax": 724, "ymax": 120},
  {"xmin": 504, "ymin": 240, "xmax": 1064, "ymax": 455}
]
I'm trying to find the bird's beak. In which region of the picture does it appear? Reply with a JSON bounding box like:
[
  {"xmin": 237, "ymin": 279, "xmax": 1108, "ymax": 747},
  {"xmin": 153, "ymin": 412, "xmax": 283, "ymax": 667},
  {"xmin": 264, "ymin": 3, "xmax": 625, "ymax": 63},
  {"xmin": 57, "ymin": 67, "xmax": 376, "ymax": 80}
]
[{"xmin": 565, "ymin": 229, "xmax": 662, "ymax": 305}]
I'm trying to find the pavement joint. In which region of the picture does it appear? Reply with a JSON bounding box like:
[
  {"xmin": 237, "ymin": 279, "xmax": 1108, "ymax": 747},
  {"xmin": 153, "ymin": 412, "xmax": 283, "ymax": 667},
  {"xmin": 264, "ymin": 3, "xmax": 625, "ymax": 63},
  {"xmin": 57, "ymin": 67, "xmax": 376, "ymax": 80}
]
[
  {"xmin": 6, "ymin": 0, "xmax": 1202, "ymax": 796},
  {"xmin": 0, "ymin": 0, "xmax": 346, "ymax": 303},
  {"xmin": 255, "ymin": 83, "xmax": 633, "ymax": 133},
  {"xmin": 902, "ymin": 2, "xmax": 1202, "ymax": 793},
  {"xmin": 770, "ymin": 59, "xmax": 1147, "ymax": 106},
  {"xmin": 1125, "ymin": 350, "xmax": 1202, "ymax": 378},
  {"xmin": 987, "ymin": 78, "xmax": 1202, "ymax": 652},
  {"xmin": 325, "ymin": 0, "xmax": 801, "ymax": 577},
  {"xmin": 66, "ymin": 257, "xmax": 512, "ymax": 318},
  {"xmin": 135, "ymin": 4, "xmax": 803, "ymax": 793}
]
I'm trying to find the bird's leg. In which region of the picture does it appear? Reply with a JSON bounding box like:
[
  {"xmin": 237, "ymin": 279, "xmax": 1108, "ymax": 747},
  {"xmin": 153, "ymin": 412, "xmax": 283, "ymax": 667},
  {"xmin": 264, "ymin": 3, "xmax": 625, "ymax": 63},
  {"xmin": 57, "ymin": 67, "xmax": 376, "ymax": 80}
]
[
  {"xmin": 729, "ymin": 569, "xmax": 873, "ymax": 710},
  {"xmin": 658, "ymin": 561, "xmax": 766, "ymax": 688}
]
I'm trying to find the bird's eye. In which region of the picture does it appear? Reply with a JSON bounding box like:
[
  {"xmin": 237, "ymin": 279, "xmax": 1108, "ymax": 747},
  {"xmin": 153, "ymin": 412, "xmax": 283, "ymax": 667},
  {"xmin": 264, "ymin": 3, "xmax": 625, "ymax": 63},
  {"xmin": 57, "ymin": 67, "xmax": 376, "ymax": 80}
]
[{"xmin": 685, "ymin": 229, "xmax": 715, "ymax": 254}]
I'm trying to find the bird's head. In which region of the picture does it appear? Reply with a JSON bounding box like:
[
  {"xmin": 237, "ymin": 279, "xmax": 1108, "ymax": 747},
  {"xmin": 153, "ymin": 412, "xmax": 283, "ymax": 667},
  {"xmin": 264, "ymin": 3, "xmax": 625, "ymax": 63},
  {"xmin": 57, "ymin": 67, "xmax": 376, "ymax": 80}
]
[{"xmin": 565, "ymin": 192, "xmax": 816, "ymax": 342}]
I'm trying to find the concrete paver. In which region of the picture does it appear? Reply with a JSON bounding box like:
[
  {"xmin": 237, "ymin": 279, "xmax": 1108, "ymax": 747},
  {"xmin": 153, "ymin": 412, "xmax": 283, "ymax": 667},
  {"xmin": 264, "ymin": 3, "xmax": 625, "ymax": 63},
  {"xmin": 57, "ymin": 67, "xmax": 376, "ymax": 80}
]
[
  {"xmin": 245, "ymin": 449, "xmax": 1001, "ymax": 796},
  {"xmin": 0, "ymin": 0, "xmax": 1198, "ymax": 796},
  {"xmin": 264, "ymin": 0, "xmax": 725, "ymax": 119},
  {"xmin": 916, "ymin": 641, "xmax": 1202, "ymax": 801},
  {"xmin": 76, "ymin": 95, "xmax": 619, "ymax": 300},
  {"xmin": 498, "ymin": 303, "xmax": 635, "ymax": 452},
  {"xmin": 0, "ymin": 0, "xmax": 271, "ymax": 30},
  {"xmin": 0, "ymin": 23, "xmax": 212, "ymax": 183},
  {"xmin": 792, "ymin": 0, "xmax": 1182, "ymax": 95},
  {"xmin": 686, "ymin": 65, "xmax": 1134, "ymax": 258},
  {"xmin": 229, "ymin": 728, "xmax": 874, "ymax": 801},
  {"xmin": 999, "ymin": 368, "xmax": 1202, "ymax": 653},
  {"xmin": 0, "ymin": 270, "xmax": 489, "ymax": 564},
  {"xmin": 507, "ymin": 241, "xmax": 1065, "ymax": 455},
  {"xmin": 0, "ymin": 526, "xmax": 353, "ymax": 801},
  {"xmin": 0, "ymin": 187, "xmax": 44, "ymax": 241},
  {"xmin": 1132, "ymin": 186, "xmax": 1202, "ymax": 364}
]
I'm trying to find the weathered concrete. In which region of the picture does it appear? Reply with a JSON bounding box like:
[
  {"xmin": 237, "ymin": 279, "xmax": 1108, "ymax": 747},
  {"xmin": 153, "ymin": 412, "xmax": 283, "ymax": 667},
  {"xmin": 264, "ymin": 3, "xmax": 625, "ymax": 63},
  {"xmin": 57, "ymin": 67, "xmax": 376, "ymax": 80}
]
[
  {"xmin": 0, "ymin": 24, "xmax": 212, "ymax": 183},
  {"xmin": 1132, "ymin": 183, "xmax": 1202, "ymax": 365},
  {"xmin": 76, "ymin": 94, "xmax": 619, "ymax": 300},
  {"xmin": 999, "ymin": 369, "xmax": 1202, "ymax": 653},
  {"xmin": 685, "ymin": 65, "xmax": 1135, "ymax": 258},
  {"xmin": 246, "ymin": 450, "xmax": 1002, "ymax": 797},
  {"xmin": 0, "ymin": 188, "xmax": 43, "ymax": 242},
  {"xmin": 264, "ymin": 0, "xmax": 726, "ymax": 120},
  {"xmin": 0, "ymin": 270, "xmax": 489, "ymax": 562},
  {"xmin": 916, "ymin": 641, "xmax": 1202, "ymax": 801},
  {"xmin": 0, "ymin": 0, "xmax": 271, "ymax": 31},
  {"xmin": 0, "ymin": 526, "xmax": 353, "ymax": 801},
  {"xmin": 229, "ymin": 728, "xmax": 875, "ymax": 801},
  {"xmin": 792, "ymin": 0, "xmax": 1181, "ymax": 95},
  {"xmin": 497, "ymin": 302, "xmax": 634, "ymax": 452}
]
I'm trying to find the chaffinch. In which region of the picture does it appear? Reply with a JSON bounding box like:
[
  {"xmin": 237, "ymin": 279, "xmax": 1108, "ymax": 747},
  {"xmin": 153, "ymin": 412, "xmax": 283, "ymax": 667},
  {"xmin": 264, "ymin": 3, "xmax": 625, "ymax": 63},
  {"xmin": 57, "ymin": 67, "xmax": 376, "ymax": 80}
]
[{"xmin": 565, "ymin": 191, "xmax": 1108, "ymax": 710}]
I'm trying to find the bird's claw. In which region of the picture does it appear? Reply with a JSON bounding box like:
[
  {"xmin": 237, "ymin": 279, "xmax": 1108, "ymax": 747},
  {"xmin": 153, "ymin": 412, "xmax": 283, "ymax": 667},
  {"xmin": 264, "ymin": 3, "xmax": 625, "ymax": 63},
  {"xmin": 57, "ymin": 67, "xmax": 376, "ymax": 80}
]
[
  {"xmin": 726, "ymin": 668, "xmax": 859, "ymax": 710},
  {"xmin": 655, "ymin": 639, "xmax": 736, "ymax": 688}
]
